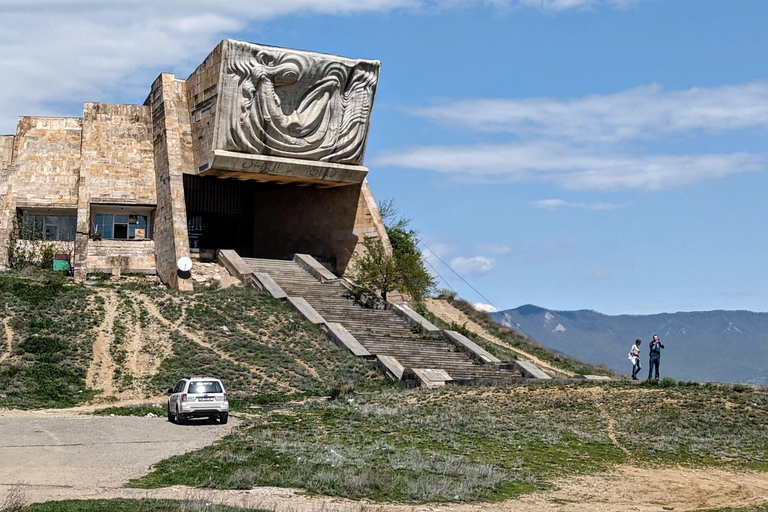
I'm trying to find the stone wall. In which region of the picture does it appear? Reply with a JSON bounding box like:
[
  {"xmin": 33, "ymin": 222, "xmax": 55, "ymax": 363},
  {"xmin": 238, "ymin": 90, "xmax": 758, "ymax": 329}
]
[
  {"xmin": 87, "ymin": 239, "xmax": 156, "ymax": 273},
  {"xmin": 353, "ymin": 178, "xmax": 393, "ymax": 256},
  {"xmin": 0, "ymin": 136, "xmax": 13, "ymax": 169},
  {"xmin": 81, "ymin": 103, "xmax": 156, "ymax": 205},
  {"xmin": 148, "ymin": 74, "xmax": 193, "ymax": 291},
  {"xmin": 186, "ymin": 42, "xmax": 223, "ymax": 174},
  {"xmin": 245, "ymin": 178, "xmax": 388, "ymax": 274},
  {"xmin": 8, "ymin": 117, "xmax": 82, "ymax": 207},
  {"xmin": 73, "ymin": 104, "xmax": 157, "ymax": 280},
  {"xmin": 0, "ymin": 117, "xmax": 82, "ymax": 269},
  {"xmin": 0, "ymin": 136, "xmax": 15, "ymax": 269}
]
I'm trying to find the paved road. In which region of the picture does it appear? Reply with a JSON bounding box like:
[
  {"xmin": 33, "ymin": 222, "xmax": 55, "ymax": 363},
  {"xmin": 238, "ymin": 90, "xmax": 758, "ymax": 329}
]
[{"xmin": 0, "ymin": 412, "xmax": 231, "ymax": 502}]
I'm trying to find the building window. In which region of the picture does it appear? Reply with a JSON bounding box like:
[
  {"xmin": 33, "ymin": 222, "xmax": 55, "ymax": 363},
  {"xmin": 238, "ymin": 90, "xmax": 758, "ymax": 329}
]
[
  {"xmin": 22, "ymin": 214, "xmax": 76, "ymax": 241},
  {"xmin": 94, "ymin": 214, "xmax": 149, "ymax": 240}
]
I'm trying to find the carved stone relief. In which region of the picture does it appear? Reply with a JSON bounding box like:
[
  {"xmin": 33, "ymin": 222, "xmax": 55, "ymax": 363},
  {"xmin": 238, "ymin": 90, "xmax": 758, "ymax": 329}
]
[{"xmin": 219, "ymin": 41, "xmax": 380, "ymax": 166}]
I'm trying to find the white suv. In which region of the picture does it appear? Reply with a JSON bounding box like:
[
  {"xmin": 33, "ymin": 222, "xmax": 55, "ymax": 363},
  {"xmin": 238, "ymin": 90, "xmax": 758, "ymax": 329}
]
[{"xmin": 167, "ymin": 377, "xmax": 229, "ymax": 424}]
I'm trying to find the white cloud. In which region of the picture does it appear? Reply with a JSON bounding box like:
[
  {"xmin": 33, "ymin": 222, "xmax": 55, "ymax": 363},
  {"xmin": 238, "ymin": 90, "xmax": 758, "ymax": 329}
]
[
  {"xmin": 476, "ymin": 243, "xmax": 513, "ymax": 254},
  {"xmin": 375, "ymin": 81, "xmax": 768, "ymax": 190},
  {"xmin": 375, "ymin": 142, "xmax": 764, "ymax": 190},
  {"xmin": 473, "ymin": 302, "xmax": 500, "ymax": 313},
  {"xmin": 411, "ymin": 82, "xmax": 768, "ymax": 143},
  {"xmin": 450, "ymin": 255, "xmax": 496, "ymax": 276},
  {"xmin": 0, "ymin": 0, "xmax": 648, "ymax": 133},
  {"xmin": 531, "ymin": 199, "xmax": 630, "ymax": 210}
]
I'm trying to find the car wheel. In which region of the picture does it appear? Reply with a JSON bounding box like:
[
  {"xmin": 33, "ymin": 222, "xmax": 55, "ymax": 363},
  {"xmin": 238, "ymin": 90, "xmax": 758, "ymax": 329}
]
[
  {"xmin": 176, "ymin": 405, "xmax": 185, "ymax": 425},
  {"xmin": 167, "ymin": 403, "xmax": 174, "ymax": 422},
  {"xmin": 219, "ymin": 412, "xmax": 228, "ymax": 425}
]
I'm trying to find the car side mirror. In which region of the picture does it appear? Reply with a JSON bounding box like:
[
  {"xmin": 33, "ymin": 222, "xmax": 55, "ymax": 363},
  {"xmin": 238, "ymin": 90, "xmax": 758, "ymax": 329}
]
[{"xmin": 166, "ymin": 388, "xmax": 174, "ymax": 395}]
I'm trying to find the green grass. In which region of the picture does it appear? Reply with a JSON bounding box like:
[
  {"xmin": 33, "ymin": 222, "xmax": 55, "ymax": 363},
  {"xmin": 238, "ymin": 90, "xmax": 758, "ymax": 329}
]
[
  {"xmin": 0, "ymin": 273, "xmax": 390, "ymax": 409},
  {"xmin": 129, "ymin": 382, "xmax": 768, "ymax": 503},
  {"xmin": 91, "ymin": 404, "xmax": 167, "ymax": 417},
  {"xmin": 17, "ymin": 499, "xmax": 261, "ymax": 512},
  {"xmin": 151, "ymin": 286, "xmax": 390, "ymax": 399},
  {"xmin": 0, "ymin": 273, "xmax": 99, "ymax": 408}
]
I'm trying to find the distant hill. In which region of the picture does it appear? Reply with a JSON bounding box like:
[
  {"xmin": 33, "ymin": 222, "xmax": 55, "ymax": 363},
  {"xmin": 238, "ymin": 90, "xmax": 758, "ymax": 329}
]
[{"xmin": 491, "ymin": 305, "xmax": 768, "ymax": 384}]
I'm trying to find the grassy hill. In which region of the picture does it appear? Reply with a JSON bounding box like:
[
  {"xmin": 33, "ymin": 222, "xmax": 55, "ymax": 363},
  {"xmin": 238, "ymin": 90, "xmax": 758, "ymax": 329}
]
[
  {"xmin": 1, "ymin": 273, "xmax": 768, "ymax": 511},
  {"xmin": 0, "ymin": 271, "xmax": 386, "ymax": 410}
]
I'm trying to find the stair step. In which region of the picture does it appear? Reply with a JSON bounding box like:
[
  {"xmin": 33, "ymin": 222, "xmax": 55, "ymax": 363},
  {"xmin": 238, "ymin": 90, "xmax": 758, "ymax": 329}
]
[{"xmin": 243, "ymin": 257, "xmax": 523, "ymax": 383}]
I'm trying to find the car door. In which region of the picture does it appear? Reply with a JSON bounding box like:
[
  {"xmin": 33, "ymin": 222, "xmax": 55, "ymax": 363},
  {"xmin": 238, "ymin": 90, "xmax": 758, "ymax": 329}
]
[{"xmin": 169, "ymin": 379, "xmax": 186, "ymax": 409}]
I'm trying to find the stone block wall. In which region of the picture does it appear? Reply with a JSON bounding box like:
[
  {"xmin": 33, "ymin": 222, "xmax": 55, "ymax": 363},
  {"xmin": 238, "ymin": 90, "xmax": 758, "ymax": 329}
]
[
  {"xmin": 353, "ymin": 178, "xmax": 393, "ymax": 257},
  {"xmin": 87, "ymin": 239, "xmax": 156, "ymax": 273},
  {"xmin": 0, "ymin": 136, "xmax": 13, "ymax": 169},
  {"xmin": 81, "ymin": 103, "xmax": 156, "ymax": 205},
  {"xmin": 0, "ymin": 117, "xmax": 82, "ymax": 269},
  {"xmin": 73, "ymin": 104, "xmax": 157, "ymax": 280},
  {"xmin": 9, "ymin": 117, "xmax": 82, "ymax": 207},
  {"xmin": 186, "ymin": 42, "xmax": 223, "ymax": 174},
  {"xmin": 148, "ymin": 74, "xmax": 193, "ymax": 291}
]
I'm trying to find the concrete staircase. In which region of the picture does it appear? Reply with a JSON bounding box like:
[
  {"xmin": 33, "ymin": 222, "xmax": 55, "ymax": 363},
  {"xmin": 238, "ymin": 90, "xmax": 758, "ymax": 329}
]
[{"xmin": 242, "ymin": 257, "xmax": 525, "ymax": 385}]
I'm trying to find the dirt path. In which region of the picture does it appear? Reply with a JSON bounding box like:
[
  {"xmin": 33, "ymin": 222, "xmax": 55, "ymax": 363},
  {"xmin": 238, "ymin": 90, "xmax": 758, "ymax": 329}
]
[
  {"xmin": 86, "ymin": 293, "xmax": 118, "ymax": 396},
  {"xmin": 424, "ymin": 299, "xmax": 571, "ymax": 377},
  {"xmin": 3, "ymin": 465, "xmax": 767, "ymax": 512},
  {"xmin": 0, "ymin": 317, "xmax": 12, "ymax": 363},
  {"xmin": 122, "ymin": 299, "xmax": 151, "ymax": 394},
  {"xmin": 135, "ymin": 294, "xmax": 241, "ymax": 367}
]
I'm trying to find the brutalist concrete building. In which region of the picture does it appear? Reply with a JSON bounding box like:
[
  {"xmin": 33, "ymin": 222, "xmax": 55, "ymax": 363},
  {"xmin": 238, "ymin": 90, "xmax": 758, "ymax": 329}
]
[{"xmin": 0, "ymin": 40, "xmax": 391, "ymax": 290}]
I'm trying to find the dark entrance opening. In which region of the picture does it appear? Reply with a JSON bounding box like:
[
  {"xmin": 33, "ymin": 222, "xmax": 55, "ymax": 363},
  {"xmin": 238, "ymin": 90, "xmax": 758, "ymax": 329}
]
[
  {"xmin": 183, "ymin": 174, "xmax": 255, "ymax": 256},
  {"xmin": 183, "ymin": 173, "xmax": 363, "ymax": 272}
]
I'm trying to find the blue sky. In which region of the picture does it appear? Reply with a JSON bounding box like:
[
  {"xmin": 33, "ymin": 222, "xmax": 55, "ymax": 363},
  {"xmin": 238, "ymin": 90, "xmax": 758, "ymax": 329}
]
[{"xmin": 1, "ymin": 0, "xmax": 767, "ymax": 314}]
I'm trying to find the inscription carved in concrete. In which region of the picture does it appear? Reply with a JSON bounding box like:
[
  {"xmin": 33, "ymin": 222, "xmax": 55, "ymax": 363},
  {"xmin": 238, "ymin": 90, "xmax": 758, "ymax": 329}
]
[{"xmin": 220, "ymin": 41, "xmax": 380, "ymax": 166}]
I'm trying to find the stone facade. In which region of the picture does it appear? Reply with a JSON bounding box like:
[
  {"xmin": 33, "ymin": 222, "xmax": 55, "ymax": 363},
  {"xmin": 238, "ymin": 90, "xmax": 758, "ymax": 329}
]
[{"xmin": 0, "ymin": 39, "xmax": 387, "ymax": 287}]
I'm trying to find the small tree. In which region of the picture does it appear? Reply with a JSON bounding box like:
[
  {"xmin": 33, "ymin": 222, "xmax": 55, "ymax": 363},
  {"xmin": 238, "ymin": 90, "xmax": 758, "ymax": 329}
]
[
  {"xmin": 348, "ymin": 236, "xmax": 400, "ymax": 301},
  {"xmin": 348, "ymin": 199, "xmax": 435, "ymax": 302}
]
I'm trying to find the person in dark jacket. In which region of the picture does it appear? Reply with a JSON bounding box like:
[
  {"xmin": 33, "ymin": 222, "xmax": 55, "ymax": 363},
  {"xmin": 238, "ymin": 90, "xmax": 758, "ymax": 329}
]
[{"xmin": 648, "ymin": 334, "xmax": 665, "ymax": 380}]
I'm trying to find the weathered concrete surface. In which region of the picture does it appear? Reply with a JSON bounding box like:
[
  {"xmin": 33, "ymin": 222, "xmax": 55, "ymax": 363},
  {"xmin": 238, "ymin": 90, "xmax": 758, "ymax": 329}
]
[
  {"xmin": 323, "ymin": 322, "xmax": 371, "ymax": 358},
  {"xmin": 443, "ymin": 330, "xmax": 502, "ymax": 364},
  {"xmin": 204, "ymin": 150, "xmax": 368, "ymax": 186},
  {"xmin": 515, "ymin": 360, "xmax": 553, "ymax": 380},
  {"xmin": 294, "ymin": 253, "xmax": 337, "ymax": 283},
  {"xmin": 403, "ymin": 368, "xmax": 453, "ymax": 388},
  {"xmin": 253, "ymin": 272, "xmax": 288, "ymax": 300},
  {"xmin": 286, "ymin": 296, "xmax": 326, "ymax": 325},
  {"xmin": 391, "ymin": 303, "xmax": 441, "ymax": 334},
  {"xmin": 0, "ymin": 414, "xmax": 230, "ymax": 490},
  {"xmin": 217, "ymin": 249, "xmax": 253, "ymax": 282},
  {"xmin": 375, "ymin": 355, "xmax": 405, "ymax": 380}
]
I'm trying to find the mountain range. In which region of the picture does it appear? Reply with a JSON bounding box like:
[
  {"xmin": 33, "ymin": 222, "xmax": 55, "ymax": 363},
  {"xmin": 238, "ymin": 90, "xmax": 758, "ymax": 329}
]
[{"xmin": 491, "ymin": 305, "xmax": 768, "ymax": 384}]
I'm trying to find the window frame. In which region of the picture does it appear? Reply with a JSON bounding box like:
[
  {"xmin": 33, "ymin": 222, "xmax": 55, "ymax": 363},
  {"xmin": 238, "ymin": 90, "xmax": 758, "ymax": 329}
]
[
  {"xmin": 20, "ymin": 212, "xmax": 77, "ymax": 241},
  {"xmin": 92, "ymin": 210, "xmax": 152, "ymax": 240}
]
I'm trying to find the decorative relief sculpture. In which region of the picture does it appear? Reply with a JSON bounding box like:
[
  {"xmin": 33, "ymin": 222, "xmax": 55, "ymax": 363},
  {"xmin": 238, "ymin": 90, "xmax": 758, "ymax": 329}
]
[{"xmin": 220, "ymin": 41, "xmax": 380, "ymax": 166}]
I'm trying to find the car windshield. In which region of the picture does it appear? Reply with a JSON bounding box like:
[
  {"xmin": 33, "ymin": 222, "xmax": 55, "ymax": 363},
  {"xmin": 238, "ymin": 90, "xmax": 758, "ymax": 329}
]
[{"xmin": 189, "ymin": 381, "xmax": 222, "ymax": 394}]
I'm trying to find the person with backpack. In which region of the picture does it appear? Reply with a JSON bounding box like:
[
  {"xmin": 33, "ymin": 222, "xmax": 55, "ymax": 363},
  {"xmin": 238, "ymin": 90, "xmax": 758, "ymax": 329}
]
[
  {"xmin": 628, "ymin": 339, "xmax": 642, "ymax": 380},
  {"xmin": 648, "ymin": 334, "xmax": 665, "ymax": 380}
]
